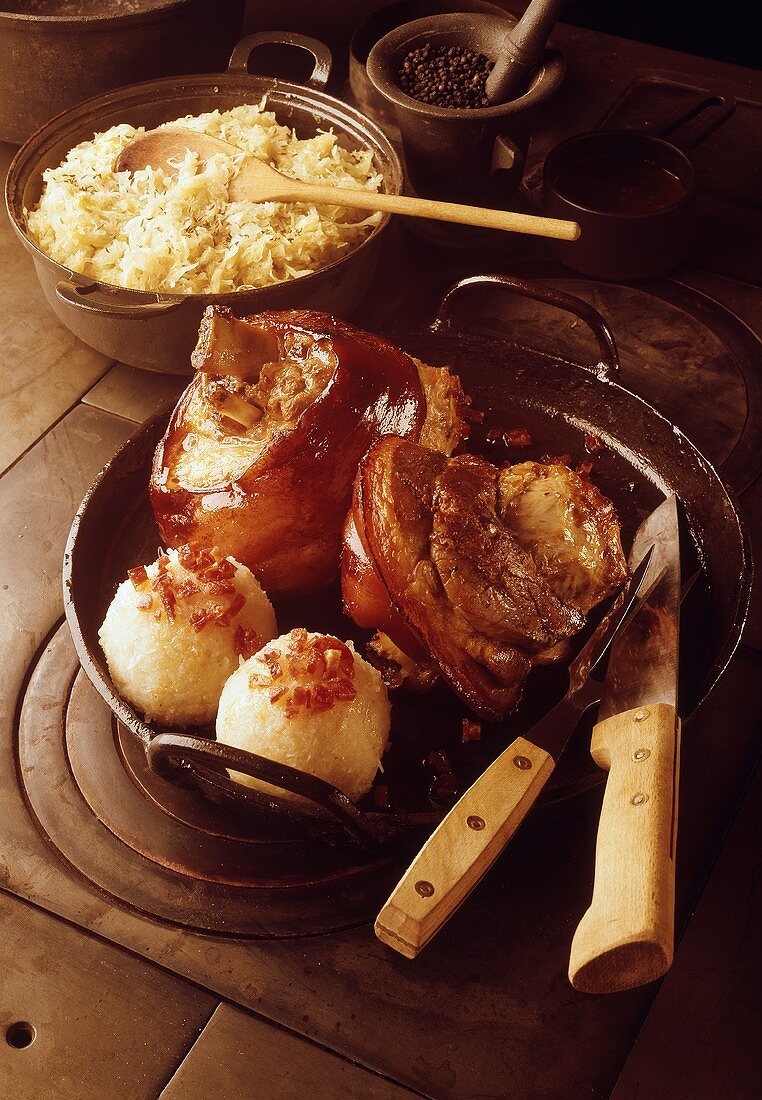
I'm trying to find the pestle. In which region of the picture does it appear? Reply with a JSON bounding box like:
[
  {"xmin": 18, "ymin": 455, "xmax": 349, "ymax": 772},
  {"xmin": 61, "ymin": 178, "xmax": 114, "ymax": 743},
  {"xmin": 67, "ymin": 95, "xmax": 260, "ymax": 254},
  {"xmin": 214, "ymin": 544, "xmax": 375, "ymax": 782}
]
[{"xmin": 485, "ymin": 0, "xmax": 567, "ymax": 104}]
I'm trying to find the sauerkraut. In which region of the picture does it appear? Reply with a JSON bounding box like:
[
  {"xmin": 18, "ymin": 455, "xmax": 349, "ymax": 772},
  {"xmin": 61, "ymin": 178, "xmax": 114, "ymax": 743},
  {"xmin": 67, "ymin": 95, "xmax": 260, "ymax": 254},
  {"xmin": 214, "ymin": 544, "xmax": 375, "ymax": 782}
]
[{"xmin": 26, "ymin": 103, "xmax": 384, "ymax": 295}]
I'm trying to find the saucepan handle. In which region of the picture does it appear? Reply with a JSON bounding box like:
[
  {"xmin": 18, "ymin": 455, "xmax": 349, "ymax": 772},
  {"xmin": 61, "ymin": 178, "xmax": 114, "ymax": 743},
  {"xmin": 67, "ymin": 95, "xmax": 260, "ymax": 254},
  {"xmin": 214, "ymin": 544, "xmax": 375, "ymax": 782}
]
[
  {"xmin": 599, "ymin": 81, "xmax": 736, "ymax": 152},
  {"xmin": 56, "ymin": 280, "xmax": 183, "ymax": 319},
  {"xmin": 652, "ymin": 93, "xmax": 736, "ymax": 152},
  {"xmin": 227, "ymin": 32, "xmax": 332, "ymax": 91},
  {"xmin": 432, "ymin": 274, "xmax": 620, "ymax": 382},
  {"xmin": 147, "ymin": 731, "xmax": 378, "ymax": 849}
]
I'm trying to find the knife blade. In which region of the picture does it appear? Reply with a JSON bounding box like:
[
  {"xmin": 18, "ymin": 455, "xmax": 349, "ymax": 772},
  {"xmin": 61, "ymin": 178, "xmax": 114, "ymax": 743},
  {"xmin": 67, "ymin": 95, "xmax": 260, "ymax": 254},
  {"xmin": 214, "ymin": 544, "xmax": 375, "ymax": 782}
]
[
  {"xmin": 569, "ymin": 494, "xmax": 681, "ymax": 993},
  {"xmin": 375, "ymin": 543, "xmax": 657, "ymax": 959}
]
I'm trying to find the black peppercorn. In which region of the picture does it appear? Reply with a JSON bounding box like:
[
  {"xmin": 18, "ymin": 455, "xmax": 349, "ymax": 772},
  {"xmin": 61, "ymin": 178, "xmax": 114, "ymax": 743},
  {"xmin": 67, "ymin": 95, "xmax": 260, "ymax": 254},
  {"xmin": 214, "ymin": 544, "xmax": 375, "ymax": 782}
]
[{"xmin": 398, "ymin": 42, "xmax": 494, "ymax": 109}]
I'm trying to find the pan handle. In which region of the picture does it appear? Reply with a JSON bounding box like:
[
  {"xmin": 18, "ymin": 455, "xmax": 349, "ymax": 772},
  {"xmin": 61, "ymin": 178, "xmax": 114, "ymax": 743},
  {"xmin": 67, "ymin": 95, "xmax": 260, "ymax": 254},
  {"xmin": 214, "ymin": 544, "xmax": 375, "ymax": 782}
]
[
  {"xmin": 56, "ymin": 280, "xmax": 183, "ymax": 319},
  {"xmin": 147, "ymin": 732, "xmax": 379, "ymax": 849},
  {"xmin": 227, "ymin": 32, "xmax": 332, "ymax": 91},
  {"xmin": 643, "ymin": 92, "xmax": 736, "ymax": 152},
  {"xmin": 432, "ymin": 274, "xmax": 620, "ymax": 382}
]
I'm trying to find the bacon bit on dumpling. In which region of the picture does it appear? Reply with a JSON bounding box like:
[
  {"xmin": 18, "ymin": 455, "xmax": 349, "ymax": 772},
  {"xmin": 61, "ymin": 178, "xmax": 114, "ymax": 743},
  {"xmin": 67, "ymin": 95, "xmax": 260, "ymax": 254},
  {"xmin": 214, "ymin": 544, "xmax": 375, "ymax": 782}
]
[
  {"xmin": 128, "ymin": 565, "xmax": 148, "ymax": 588},
  {"xmin": 152, "ymin": 568, "xmax": 177, "ymax": 621},
  {"xmin": 248, "ymin": 630, "xmax": 358, "ymax": 719},
  {"xmin": 189, "ymin": 605, "xmax": 221, "ymax": 632},
  {"xmin": 123, "ymin": 544, "xmax": 250, "ymax": 630},
  {"xmin": 178, "ymin": 544, "xmax": 215, "ymax": 573},
  {"xmin": 215, "ymin": 592, "xmax": 245, "ymax": 627},
  {"xmin": 234, "ymin": 625, "xmax": 263, "ymax": 661},
  {"xmin": 262, "ymin": 648, "xmax": 283, "ymax": 680}
]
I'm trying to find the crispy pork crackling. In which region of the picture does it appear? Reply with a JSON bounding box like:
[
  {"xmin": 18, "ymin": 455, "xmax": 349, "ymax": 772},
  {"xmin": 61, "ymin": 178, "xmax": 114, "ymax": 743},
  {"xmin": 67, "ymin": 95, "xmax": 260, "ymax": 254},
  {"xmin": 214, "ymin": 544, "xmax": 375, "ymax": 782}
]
[{"xmin": 150, "ymin": 307, "xmax": 468, "ymax": 598}]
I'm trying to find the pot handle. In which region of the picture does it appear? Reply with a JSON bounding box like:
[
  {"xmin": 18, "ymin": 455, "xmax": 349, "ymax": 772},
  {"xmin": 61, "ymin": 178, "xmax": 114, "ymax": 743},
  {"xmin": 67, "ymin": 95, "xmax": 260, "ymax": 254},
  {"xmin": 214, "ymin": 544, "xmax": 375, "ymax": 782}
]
[
  {"xmin": 147, "ymin": 731, "xmax": 379, "ymax": 849},
  {"xmin": 432, "ymin": 274, "xmax": 620, "ymax": 382},
  {"xmin": 227, "ymin": 32, "xmax": 332, "ymax": 91},
  {"xmin": 656, "ymin": 93, "xmax": 736, "ymax": 152},
  {"xmin": 56, "ymin": 280, "xmax": 183, "ymax": 319},
  {"xmin": 600, "ymin": 84, "xmax": 737, "ymax": 153}
]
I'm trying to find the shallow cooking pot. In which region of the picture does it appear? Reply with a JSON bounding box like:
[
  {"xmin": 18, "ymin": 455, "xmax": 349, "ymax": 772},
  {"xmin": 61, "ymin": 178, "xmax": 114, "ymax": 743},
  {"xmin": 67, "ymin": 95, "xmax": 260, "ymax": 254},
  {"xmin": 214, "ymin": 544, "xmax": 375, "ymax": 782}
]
[
  {"xmin": 542, "ymin": 93, "xmax": 737, "ymax": 279},
  {"xmin": 0, "ymin": 0, "xmax": 245, "ymax": 144},
  {"xmin": 5, "ymin": 31, "xmax": 403, "ymax": 375},
  {"xmin": 63, "ymin": 275, "xmax": 751, "ymax": 850}
]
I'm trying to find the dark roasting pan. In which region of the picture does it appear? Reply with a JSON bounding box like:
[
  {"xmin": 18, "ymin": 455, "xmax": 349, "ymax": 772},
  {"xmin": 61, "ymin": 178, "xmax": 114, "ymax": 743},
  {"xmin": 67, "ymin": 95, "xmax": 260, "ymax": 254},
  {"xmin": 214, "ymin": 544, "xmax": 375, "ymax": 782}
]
[{"xmin": 63, "ymin": 275, "xmax": 751, "ymax": 850}]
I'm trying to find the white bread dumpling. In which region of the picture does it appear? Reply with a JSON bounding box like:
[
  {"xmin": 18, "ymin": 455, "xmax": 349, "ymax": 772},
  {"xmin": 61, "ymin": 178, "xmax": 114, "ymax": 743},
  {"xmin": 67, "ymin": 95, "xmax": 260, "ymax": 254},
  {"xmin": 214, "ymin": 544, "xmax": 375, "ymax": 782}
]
[
  {"xmin": 217, "ymin": 628, "xmax": 390, "ymax": 803},
  {"xmin": 99, "ymin": 545, "xmax": 276, "ymax": 727}
]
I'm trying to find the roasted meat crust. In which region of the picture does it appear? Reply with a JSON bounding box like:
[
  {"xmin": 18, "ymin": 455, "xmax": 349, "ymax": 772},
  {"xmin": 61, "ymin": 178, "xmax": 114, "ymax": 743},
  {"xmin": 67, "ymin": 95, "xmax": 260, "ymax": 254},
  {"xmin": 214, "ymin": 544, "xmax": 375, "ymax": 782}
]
[
  {"xmin": 341, "ymin": 483, "xmax": 434, "ymax": 666},
  {"xmin": 151, "ymin": 308, "xmax": 469, "ymax": 598},
  {"xmin": 341, "ymin": 437, "xmax": 628, "ymax": 719}
]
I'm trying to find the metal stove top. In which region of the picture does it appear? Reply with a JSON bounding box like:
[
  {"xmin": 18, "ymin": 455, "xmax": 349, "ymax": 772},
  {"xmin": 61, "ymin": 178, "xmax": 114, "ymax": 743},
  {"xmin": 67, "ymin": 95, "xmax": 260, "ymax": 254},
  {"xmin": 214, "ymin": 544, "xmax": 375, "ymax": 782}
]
[
  {"xmin": 1, "ymin": 262, "xmax": 760, "ymax": 1099},
  {"xmin": 1, "ymin": 19, "xmax": 761, "ymax": 1099}
]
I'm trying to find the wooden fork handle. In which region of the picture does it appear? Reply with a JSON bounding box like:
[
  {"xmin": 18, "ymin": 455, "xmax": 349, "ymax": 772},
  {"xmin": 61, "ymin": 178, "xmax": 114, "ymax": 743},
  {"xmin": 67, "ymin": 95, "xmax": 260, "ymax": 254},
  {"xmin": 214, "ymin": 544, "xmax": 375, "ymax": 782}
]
[
  {"xmin": 375, "ymin": 736, "xmax": 555, "ymax": 958},
  {"xmin": 569, "ymin": 703, "xmax": 681, "ymax": 993},
  {"xmin": 271, "ymin": 183, "xmax": 581, "ymax": 242}
]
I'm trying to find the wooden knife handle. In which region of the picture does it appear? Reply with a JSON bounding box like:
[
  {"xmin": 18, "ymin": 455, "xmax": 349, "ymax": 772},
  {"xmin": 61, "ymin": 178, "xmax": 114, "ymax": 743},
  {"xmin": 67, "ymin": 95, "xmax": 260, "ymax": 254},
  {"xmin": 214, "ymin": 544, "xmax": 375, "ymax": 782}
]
[
  {"xmin": 569, "ymin": 703, "xmax": 681, "ymax": 993},
  {"xmin": 375, "ymin": 736, "xmax": 555, "ymax": 958}
]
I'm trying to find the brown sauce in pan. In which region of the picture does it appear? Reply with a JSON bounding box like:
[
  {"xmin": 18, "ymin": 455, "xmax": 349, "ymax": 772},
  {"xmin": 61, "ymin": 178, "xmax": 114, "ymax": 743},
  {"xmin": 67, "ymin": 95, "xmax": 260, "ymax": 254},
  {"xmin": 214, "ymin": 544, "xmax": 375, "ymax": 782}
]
[{"xmin": 553, "ymin": 154, "xmax": 687, "ymax": 216}]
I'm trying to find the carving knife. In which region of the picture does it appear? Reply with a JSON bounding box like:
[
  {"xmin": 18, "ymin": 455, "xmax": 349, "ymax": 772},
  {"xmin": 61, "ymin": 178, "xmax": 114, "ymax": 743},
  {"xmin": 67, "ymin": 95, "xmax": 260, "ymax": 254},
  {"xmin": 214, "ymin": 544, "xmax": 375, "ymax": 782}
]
[
  {"xmin": 569, "ymin": 494, "xmax": 681, "ymax": 993},
  {"xmin": 375, "ymin": 544, "xmax": 656, "ymax": 959}
]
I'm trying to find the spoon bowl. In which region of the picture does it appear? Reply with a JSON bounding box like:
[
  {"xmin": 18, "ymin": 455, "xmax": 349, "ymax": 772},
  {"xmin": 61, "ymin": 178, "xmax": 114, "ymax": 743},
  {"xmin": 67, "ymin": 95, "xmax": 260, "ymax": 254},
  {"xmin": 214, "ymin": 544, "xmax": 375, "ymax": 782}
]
[{"xmin": 115, "ymin": 127, "xmax": 295, "ymax": 203}]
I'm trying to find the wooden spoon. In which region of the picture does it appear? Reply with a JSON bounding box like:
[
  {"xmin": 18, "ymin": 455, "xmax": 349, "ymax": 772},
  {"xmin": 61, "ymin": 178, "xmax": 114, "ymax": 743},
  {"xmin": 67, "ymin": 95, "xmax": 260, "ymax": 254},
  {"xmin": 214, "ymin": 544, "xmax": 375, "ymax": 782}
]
[{"xmin": 115, "ymin": 127, "xmax": 580, "ymax": 242}]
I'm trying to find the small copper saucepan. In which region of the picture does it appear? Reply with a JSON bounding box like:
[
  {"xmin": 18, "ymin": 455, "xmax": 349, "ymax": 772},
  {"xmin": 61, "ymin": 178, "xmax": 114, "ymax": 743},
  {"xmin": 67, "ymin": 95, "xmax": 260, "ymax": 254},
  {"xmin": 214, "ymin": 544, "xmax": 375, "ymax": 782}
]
[{"xmin": 543, "ymin": 94, "xmax": 736, "ymax": 279}]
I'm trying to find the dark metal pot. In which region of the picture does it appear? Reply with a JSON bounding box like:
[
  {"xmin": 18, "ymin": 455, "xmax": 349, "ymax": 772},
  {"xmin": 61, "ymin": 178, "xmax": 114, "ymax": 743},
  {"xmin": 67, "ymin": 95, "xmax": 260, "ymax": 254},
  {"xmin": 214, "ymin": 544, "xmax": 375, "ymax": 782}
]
[
  {"xmin": 542, "ymin": 95, "xmax": 737, "ymax": 279},
  {"xmin": 0, "ymin": 0, "xmax": 245, "ymax": 144},
  {"xmin": 5, "ymin": 32, "xmax": 403, "ymax": 375},
  {"xmin": 63, "ymin": 275, "xmax": 751, "ymax": 849},
  {"xmin": 543, "ymin": 131, "xmax": 696, "ymax": 280},
  {"xmin": 366, "ymin": 12, "xmax": 564, "ymax": 208}
]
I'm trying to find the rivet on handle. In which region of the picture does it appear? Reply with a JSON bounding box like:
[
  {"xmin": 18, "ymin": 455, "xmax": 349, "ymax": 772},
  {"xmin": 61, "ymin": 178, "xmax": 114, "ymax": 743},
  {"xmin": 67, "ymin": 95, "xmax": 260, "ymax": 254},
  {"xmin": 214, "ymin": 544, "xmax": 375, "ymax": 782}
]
[
  {"xmin": 467, "ymin": 815, "xmax": 485, "ymax": 831},
  {"xmin": 513, "ymin": 756, "xmax": 532, "ymax": 770},
  {"xmin": 631, "ymin": 792, "xmax": 649, "ymax": 806},
  {"xmin": 415, "ymin": 880, "xmax": 435, "ymax": 897},
  {"xmin": 635, "ymin": 710, "xmax": 650, "ymax": 722},
  {"xmin": 633, "ymin": 748, "xmax": 651, "ymax": 761}
]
